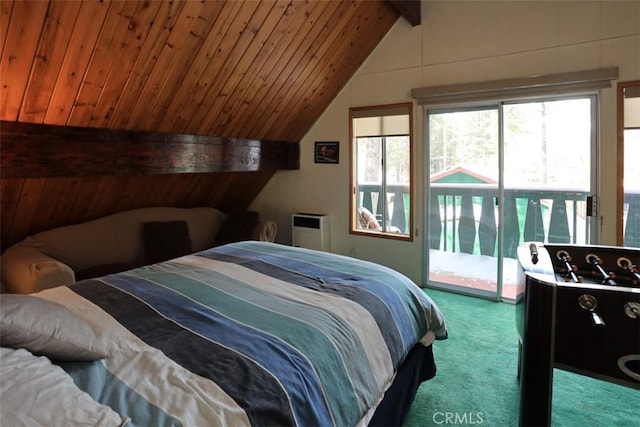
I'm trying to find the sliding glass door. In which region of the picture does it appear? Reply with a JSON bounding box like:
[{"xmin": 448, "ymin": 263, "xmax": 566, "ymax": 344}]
[
  {"xmin": 427, "ymin": 106, "xmax": 500, "ymax": 299},
  {"xmin": 426, "ymin": 96, "xmax": 598, "ymax": 300}
]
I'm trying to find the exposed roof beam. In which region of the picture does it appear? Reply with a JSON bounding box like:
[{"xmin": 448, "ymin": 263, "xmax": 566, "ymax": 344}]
[
  {"xmin": 0, "ymin": 121, "xmax": 299, "ymax": 178},
  {"xmin": 388, "ymin": 0, "xmax": 421, "ymax": 27}
]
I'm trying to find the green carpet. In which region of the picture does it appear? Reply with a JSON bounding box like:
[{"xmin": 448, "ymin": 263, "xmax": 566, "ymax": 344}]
[{"xmin": 403, "ymin": 289, "xmax": 639, "ymax": 426}]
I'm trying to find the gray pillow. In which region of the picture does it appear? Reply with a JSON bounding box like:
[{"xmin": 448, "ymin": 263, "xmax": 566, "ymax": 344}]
[
  {"xmin": 0, "ymin": 294, "xmax": 107, "ymax": 361},
  {"xmin": 0, "ymin": 347, "xmax": 127, "ymax": 426}
]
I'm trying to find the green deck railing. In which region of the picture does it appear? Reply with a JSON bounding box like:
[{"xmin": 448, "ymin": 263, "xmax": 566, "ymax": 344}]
[{"xmin": 358, "ymin": 184, "xmax": 640, "ymax": 256}]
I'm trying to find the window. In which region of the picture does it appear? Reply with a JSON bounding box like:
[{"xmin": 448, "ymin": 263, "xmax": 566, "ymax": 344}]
[
  {"xmin": 350, "ymin": 103, "xmax": 413, "ymax": 239},
  {"xmin": 618, "ymin": 81, "xmax": 640, "ymax": 247}
]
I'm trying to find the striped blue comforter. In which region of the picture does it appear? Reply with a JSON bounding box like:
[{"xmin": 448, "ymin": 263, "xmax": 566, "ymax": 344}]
[{"xmin": 47, "ymin": 242, "xmax": 447, "ymax": 427}]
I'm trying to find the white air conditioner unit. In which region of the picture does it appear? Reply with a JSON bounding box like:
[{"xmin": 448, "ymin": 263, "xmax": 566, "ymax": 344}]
[{"xmin": 291, "ymin": 213, "xmax": 330, "ymax": 251}]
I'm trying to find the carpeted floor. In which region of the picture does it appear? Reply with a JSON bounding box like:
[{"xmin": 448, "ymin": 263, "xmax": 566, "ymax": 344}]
[{"xmin": 403, "ymin": 289, "xmax": 639, "ymax": 426}]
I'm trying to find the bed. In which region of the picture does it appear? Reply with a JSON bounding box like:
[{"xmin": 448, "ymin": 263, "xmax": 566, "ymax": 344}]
[{"xmin": 0, "ymin": 241, "xmax": 447, "ymax": 426}]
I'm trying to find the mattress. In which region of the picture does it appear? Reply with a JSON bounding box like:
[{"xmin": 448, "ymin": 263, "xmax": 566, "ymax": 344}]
[{"xmin": 1, "ymin": 241, "xmax": 447, "ymax": 426}]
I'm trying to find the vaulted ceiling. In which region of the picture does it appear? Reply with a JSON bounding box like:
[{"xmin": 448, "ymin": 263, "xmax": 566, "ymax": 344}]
[
  {"xmin": 0, "ymin": 0, "xmax": 416, "ymax": 249},
  {"xmin": 1, "ymin": 0, "xmax": 415, "ymax": 141}
]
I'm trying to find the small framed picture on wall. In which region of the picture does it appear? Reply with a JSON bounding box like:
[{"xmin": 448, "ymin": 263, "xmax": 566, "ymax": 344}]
[{"xmin": 314, "ymin": 141, "xmax": 339, "ymax": 164}]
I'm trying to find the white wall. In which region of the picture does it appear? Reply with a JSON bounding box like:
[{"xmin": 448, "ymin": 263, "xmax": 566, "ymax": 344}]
[{"xmin": 251, "ymin": 0, "xmax": 640, "ymax": 284}]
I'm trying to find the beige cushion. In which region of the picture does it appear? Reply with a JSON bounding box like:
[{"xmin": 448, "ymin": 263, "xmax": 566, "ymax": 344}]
[
  {"xmin": 0, "ymin": 246, "xmax": 76, "ymax": 294},
  {"xmin": 0, "ymin": 294, "xmax": 107, "ymax": 361},
  {"xmin": 0, "ymin": 207, "xmax": 278, "ymax": 294},
  {"xmin": 25, "ymin": 207, "xmax": 226, "ymax": 271},
  {"xmin": 1, "ymin": 207, "xmax": 227, "ymax": 293}
]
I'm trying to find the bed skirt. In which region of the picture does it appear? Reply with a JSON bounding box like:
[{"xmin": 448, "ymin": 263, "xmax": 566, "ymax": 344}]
[{"xmin": 369, "ymin": 343, "xmax": 436, "ymax": 426}]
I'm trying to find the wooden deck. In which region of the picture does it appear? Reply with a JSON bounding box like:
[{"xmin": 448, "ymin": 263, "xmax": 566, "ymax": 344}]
[{"xmin": 428, "ymin": 250, "xmax": 520, "ymax": 300}]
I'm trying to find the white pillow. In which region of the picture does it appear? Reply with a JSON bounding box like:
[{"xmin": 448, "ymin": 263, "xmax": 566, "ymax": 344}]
[
  {"xmin": 0, "ymin": 294, "xmax": 107, "ymax": 361},
  {"xmin": 0, "ymin": 347, "xmax": 128, "ymax": 426}
]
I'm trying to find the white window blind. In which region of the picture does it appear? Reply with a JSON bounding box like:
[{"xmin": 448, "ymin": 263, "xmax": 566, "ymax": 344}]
[
  {"xmin": 624, "ymin": 85, "xmax": 640, "ymax": 128},
  {"xmin": 352, "ymin": 106, "xmax": 410, "ymax": 137}
]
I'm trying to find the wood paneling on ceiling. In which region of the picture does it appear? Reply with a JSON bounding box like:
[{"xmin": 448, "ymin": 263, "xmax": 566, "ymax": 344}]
[
  {"xmin": 0, "ymin": 0, "xmax": 406, "ymax": 251},
  {"xmin": 1, "ymin": 0, "xmax": 401, "ymax": 140}
]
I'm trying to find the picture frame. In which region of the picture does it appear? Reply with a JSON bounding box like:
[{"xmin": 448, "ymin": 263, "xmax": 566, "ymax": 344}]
[{"xmin": 314, "ymin": 141, "xmax": 339, "ymax": 164}]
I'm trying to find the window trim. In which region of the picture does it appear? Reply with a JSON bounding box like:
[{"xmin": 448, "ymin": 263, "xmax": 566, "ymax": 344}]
[{"xmin": 349, "ymin": 102, "xmax": 414, "ymax": 241}]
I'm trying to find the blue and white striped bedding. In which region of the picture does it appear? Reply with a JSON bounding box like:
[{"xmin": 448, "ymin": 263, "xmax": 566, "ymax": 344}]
[{"xmin": 42, "ymin": 241, "xmax": 447, "ymax": 427}]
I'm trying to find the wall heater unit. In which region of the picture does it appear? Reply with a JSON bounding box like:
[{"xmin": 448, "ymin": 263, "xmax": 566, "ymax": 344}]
[{"xmin": 291, "ymin": 213, "xmax": 330, "ymax": 251}]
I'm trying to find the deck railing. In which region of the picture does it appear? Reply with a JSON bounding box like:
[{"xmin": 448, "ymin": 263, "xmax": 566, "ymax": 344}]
[
  {"xmin": 359, "ymin": 184, "xmax": 410, "ymax": 233},
  {"xmin": 358, "ymin": 184, "xmax": 640, "ymax": 256}
]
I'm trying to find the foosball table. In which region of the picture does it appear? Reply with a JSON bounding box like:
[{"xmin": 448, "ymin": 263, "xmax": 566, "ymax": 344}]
[{"xmin": 516, "ymin": 243, "xmax": 640, "ymax": 427}]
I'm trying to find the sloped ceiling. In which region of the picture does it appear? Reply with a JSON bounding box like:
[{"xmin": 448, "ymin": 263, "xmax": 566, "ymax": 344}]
[
  {"xmin": 1, "ymin": 0, "xmax": 405, "ymax": 141},
  {"xmin": 0, "ymin": 0, "xmax": 411, "ymax": 250}
]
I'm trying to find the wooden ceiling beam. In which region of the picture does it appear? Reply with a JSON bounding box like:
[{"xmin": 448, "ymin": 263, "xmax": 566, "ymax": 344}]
[
  {"xmin": 387, "ymin": 0, "xmax": 421, "ymax": 27},
  {"xmin": 0, "ymin": 121, "xmax": 299, "ymax": 178}
]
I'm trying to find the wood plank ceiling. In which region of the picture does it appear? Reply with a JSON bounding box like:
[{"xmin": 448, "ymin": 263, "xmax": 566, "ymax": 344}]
[{"xmin": 0, "ymin": 0, "xmax": 410, "ymax": 250}]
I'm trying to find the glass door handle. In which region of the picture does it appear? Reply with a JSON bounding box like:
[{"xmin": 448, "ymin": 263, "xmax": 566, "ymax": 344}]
[{"xmin": 586, "ymin": 195, "xmax": 598, "ymax": 217}]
